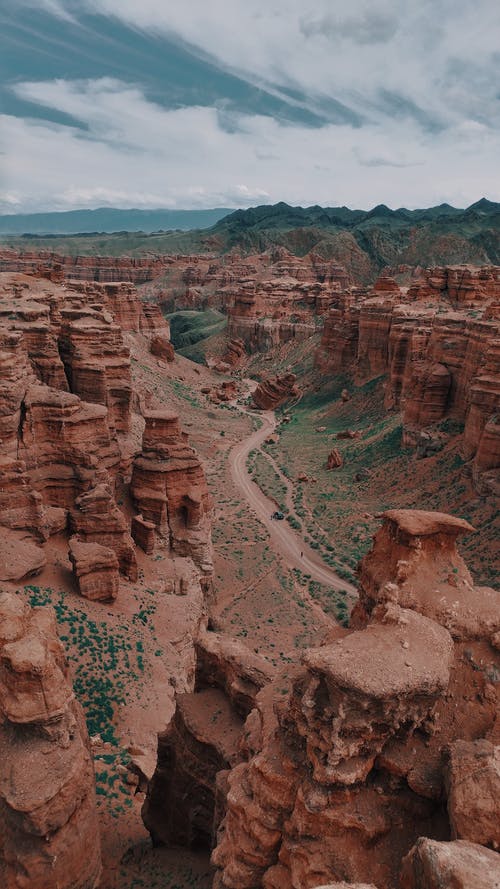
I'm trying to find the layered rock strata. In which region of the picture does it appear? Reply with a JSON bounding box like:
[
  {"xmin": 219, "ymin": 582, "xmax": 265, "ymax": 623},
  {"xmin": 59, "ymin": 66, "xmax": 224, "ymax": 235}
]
[
  {"xmin": 314, "ymin": 266, "xmax": 500, "ymax": 487},
  {"xmin": 69, "ymin": 536, "xmax": 120, "ymax": 601},
  {"xmin": 252, "ymin": 373, "xmax": 300, "ymax": 410},
  {"xmin": 207, "ymin": 509, "xmax": 499, "ymax": 889},
  {"xmin": 0, "ymin": 591, "xmax": 101, "ymax": 889},
  {"xmin": 131, "ymin": 409, "xmax": 213, "ymax": 572}
]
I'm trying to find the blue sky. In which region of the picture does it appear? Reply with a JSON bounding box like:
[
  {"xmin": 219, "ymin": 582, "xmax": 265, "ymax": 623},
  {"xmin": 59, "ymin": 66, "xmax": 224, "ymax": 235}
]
[{"xmin": 1, "ymin": 0, "xmax": 499, "ymax": 213}]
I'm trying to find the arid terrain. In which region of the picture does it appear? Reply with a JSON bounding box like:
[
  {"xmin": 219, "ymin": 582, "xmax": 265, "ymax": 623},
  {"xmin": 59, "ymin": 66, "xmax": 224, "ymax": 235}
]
[{"xmin": 0, "ymin": 246, "xmax": 498, "ymax": 889}]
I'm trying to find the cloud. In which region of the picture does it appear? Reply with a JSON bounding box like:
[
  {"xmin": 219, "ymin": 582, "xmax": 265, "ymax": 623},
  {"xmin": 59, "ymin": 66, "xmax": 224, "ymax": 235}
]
[
  {"xmin": 14, "ymin": 0, "xmax": 499, "ymax": 132},
  {"xmin": 2, "ymin": 77, "xmax": 500, "ymax": 213},
  {"xmin": 2, "ymin": 3, "xmax": 500, "ymax": 212}
]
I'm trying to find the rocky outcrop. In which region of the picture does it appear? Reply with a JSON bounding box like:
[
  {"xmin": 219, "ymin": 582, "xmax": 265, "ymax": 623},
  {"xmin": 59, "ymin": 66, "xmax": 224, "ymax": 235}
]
[
  {"xmin": 69, "ymin": 536, "xmax": 120, "ymax": 601},
  {"xmin": 222, "ymin": 338, "xmax": 246, "ymax": 368},
  {"xmin": 353, "ymin": 509, "xmax": 499, "ymax": 641},
  {"xmin": 131, "ymin": 409, "xmax": 213, "ymax": 572},
  {"xmin": 252, "ymin": 373, "xmax": 300, "ymax": 410},
  {"xmin": 400, "ymin": 838, "xmax": 500, "ymax": 889},
  {"xmin": 143, "ymin": 688, "xmax": 244, "ymax": 849},
  {"xmin": 326, "ymin": 448, "xmax": 343, "ymax": 470},
  {"xmin": 0, "ymin": 591, "xmax": 101, "ymax": 889},
  {"xmin": 0, "ymin": 249, "xmax": 169, "ymax": 284},
  {"xmin": 150, "ymin": 333, "xmax": 175, "ymax": 362},
  {"xmin": 314, "ymin": 267, "xmax": 500, "ymax": 485},
  {"xmin": 209, "ymin": 509, "xmax": 499, "ymax": 889},
  {"xmin": 195, "ymin": 630, "xmax": 275, "ymax": 718},
  {"xmin": 131, "ymin": 514, "xmax": 156, "ymax": 554},
  {"xmin": 143, "ymin": 631, "xmax": 274, "ymax": 852},
  {"xmin": 58, "ymin": 308, "xmax": 133, "ymax": 433},
  {"xmin": 446, "ymin": 740, "xmax": 500, "ymax": 849},
  {"xmin": 69, "ymin": 484, "xmax": 137, "ymax": 580}
]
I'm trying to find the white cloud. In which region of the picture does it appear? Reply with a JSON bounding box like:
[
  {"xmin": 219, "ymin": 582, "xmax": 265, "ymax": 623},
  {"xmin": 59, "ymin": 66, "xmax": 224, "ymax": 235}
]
[
  {"xmin": 19, "ymin": 0, "xmax": 500, "ymax": 131},
  {"xmin": 2, "ymin": 77, "xmax": 500, "ymax": 212}
]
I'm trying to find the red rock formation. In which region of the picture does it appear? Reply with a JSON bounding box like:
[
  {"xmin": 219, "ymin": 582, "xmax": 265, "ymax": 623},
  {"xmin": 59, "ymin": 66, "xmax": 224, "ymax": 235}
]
[
  {"xmin": 252, "ymin": 373, "xmax": 300, "ymax": 410},
  {"xmin": 446, "ymin": 740, "xmax": 499, "ymax": 848},
  {"xmin": 0, "ymin": 529, "xmax": 46, "ymax": 581},
  {"xmin": 400, "ymin": 838, "xmax": 500, "ymax": 889},
  {"xmin": 195, "ymin": 630, "xmax": 275, "ymax": 718},
  {"xmin": 143, "ymin": 687, "xmax": 244, "ymax": 849},
  {"xmin": 22, "ymin": 386, "xmax": 121, "ymax": 509},
  {"xmin": 142, "ymin": 631, "xmax": 274, "ymax": 851},
  {"xmin": 58, "ymin": 308, "xmax": 132, "ymax": 433},
  {"xmin": 69, "ymin": 536, "xmax": 120, "ymax": 601},
  {"xmin": 69, "ymin": 484, "xmax": 137, "ymax": 580},
  {"xmin": 402, "ymin": 362, "xmax": 452, "ymax": 436},
  {"xmin": 0, "ymin": 591, "xmax": 101, "ymax": 889},
  {"xmin": 313, "ymin": 267, "xmax": 499, "ymax": 483},
  {"xmin": 130, "ymin": 409, "xmax": 212, "ymax": 572},
  {"xmin": 150, "ymin": 333, "xmax": 174, "ymax": 362},
  {"xmin": 353, "ymin": 509, "xmax": 499, "ymax": 641},
  {"xmin": 206, "ymin": 509, "xmax": 499, "ymax": 889},
  {"xmin": 131, "ymin": 514, "xmax": 156, "ymax": 554},
  {"xmin": 222, "ymin": 338, "xmax": 246, "ymax": 368},
  {"xmin": 326, "ymin": 448, "xmax": 343, "ymax": 470}
]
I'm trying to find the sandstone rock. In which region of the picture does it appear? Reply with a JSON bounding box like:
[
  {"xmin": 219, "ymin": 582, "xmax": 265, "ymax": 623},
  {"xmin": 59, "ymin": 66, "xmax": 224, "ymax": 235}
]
[
  {"xmin": 150, "ymin": 333, "xmax": 174, "ymax": 362},
  {"xmin": 295, "ymin": 605, "xmax": 453, "ymax": 785},
  {"xmin": 142, "ymin": 688, "xmax": 243, "ymax": 849},
  {"xmin": 446, "ymin": 739, "xmax": 500, "ymax": 848},
  {"xmin": 0, "ymin": 529, "xmax": 46, "ymax": 581},
  {"xmin": 69, "ymin": 536, "xmax": 120, "ymax": 601},
  {"xmin": 58, "ymin": 308, "xmax": 132, "ymax": 433},
  {"xmin": 403, "ymin": 361, "xmax": 452, "ymax": 432},
  {"xmin": 131, "ymin": 514, "xmax": 156, "ymax": 554},
  {"xmin": 131, "ymin": 409, "xmax": 213, "ymax": 571},
  {"xmin": 223, "ymin": 337, "xmax": 246, "ymax": 367},
  {"xmin": 253, "ymin": 373, "xmax": 300, "ymax": 410},
  {"xmin": 400, "ymin": 838, "xmax": 500, "ymax": 889},
  {"xmin": 0, "ymin": 591, "xmax": 101, "ymax": 889},
  {"xmin": 69, "ymin": 483, "xmax": 137, "ymax": 580},
  {"xmin": 195, "ymin": 629, "xmax": 275, "ymax": 717},
  {"xmin": 354, "ymin": 509, "xmax": 499, "ymax": 641},
  {"xmin": 327, "ymin": 448, "xmax": 343, "ymax": 470}
]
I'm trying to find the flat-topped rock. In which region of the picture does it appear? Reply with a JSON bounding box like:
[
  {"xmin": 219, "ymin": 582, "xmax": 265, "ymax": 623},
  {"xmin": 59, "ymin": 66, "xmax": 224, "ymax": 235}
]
[
  {"xmin": 303, "ymin": 605, "xmax": 453, "ymax": 700},
  {"xmin": 383, "ymin": 509, "xmax": 475, "ymax": 538}
]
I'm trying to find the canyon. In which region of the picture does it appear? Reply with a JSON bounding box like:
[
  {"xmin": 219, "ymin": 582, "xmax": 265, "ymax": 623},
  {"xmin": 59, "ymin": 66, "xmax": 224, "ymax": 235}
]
[{"xmin": 0, "ymin": 248, "xmax": 498, "ymax": 889}]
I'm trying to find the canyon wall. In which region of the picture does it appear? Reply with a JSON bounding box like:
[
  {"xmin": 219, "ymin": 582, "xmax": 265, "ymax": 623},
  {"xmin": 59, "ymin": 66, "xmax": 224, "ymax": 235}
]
[
  {"xmin": 0, "ymin": 591, "xmax": 102, "ymax": 889},
  {"xmin": 0, "ymin": 268, "xmax": 211, "ymax": 589},
  {"xmin": 315, "ymin": 266, "xmax": 500, "ymax": 490},
  {"xmin": 142, "ymin": 509, "xmax": 499, "ymax": 889}
]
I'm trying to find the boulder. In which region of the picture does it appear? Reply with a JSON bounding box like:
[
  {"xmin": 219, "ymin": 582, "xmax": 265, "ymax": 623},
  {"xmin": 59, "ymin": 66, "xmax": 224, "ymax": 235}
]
[
  {"xmin": 400, "ymin": 838, "xmax": 500, "ymax": 889},
  {"xmin": 446, "ymin": 739, "xmax": 500, "ymax": 848},
  {"xmin": 69, "ymin": 536, "xmax": 119, "ymax": 601},
  {"xmin": 327, "ymin": 448, "xmax": 343, "ymax": 470}
]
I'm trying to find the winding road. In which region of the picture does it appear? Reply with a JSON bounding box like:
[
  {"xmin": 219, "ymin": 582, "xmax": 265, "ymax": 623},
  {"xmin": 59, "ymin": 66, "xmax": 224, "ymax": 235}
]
[{"xmin": 228, "ymin": 409, "xmax": 357, "ymax": 595}]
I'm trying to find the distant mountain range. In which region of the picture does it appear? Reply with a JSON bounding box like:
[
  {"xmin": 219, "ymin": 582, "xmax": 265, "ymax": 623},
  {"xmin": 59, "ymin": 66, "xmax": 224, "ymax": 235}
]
[
  {"xmin": 2, "ymin": 199, "xmax": 499, "ymax": 281},
  {"xmin": 0, "ymin": 206, "xmax": 234, "ymax": 235}
]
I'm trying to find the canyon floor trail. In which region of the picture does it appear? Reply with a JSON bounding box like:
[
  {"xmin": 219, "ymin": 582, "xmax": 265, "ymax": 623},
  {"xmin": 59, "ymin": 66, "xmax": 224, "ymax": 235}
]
[{"xmin": 228, "ymin": 408, "xmax": 357, "ymax": 595}]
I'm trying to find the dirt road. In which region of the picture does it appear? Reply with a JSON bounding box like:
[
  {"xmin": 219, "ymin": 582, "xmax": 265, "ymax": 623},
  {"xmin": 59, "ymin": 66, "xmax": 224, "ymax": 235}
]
[{"xmin": 228, "ymin": 410, "xmax": 357, "ymax": 594}]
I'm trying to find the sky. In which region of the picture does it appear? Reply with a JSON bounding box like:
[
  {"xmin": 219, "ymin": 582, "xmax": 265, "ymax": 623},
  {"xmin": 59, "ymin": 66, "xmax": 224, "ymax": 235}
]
[{"xmin": 1, "ymin": 0, "xmax": 499, "ymax": 213}]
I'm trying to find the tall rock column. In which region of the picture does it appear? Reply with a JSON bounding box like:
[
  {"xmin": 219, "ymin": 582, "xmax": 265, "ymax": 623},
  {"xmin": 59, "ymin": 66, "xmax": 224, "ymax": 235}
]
[{"xmin": 131, "ymin": 408, "xmax": 213, "ymax": 573}]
